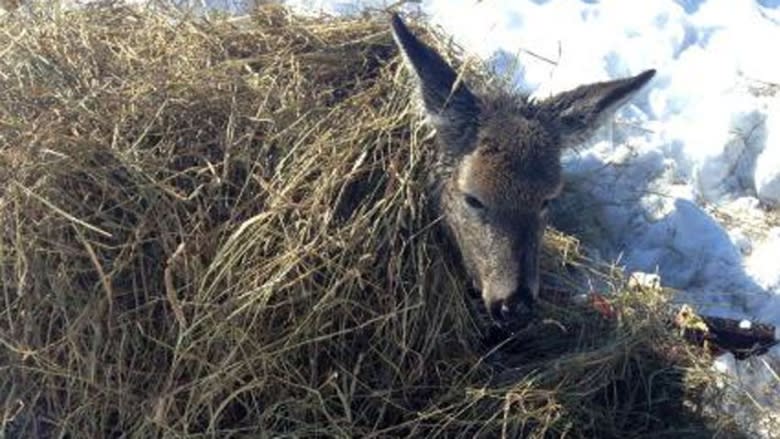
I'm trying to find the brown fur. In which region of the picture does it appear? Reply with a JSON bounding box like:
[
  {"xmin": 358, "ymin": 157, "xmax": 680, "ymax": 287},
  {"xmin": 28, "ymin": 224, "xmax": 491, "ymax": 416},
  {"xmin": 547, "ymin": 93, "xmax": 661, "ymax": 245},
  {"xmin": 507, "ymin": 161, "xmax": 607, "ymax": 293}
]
[{"xmin": 391, "ymin": 14, "xmax": 655, "ymax": 326}]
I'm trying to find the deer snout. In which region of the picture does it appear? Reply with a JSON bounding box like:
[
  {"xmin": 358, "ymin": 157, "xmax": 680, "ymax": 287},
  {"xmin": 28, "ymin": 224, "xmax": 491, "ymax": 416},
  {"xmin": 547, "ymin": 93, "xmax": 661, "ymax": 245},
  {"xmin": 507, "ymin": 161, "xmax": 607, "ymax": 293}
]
[
  {"xmin": 484, "ymin": 281, "xmax": 536, "ymax": 326},
  {"xmin": 477, "ymin": 229, "xmax": 542, "ymax": 327}
]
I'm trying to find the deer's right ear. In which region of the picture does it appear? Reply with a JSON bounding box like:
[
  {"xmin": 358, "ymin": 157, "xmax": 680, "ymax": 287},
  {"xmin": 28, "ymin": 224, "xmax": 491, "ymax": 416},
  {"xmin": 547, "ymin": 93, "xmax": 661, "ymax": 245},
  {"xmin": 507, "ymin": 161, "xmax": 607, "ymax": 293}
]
[{"xmin": 391, "ymin": 14, "xmax": 479, "ymax": 157}]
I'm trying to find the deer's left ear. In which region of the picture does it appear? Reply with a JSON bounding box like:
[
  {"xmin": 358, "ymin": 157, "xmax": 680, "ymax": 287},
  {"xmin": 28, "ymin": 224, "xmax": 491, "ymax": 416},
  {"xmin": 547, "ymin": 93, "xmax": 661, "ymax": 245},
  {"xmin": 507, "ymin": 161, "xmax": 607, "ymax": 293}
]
[
  {"xmin": 540, "ymin": 69, "xmax": 656, "ymax": 148},
  {"xmin": 390, "ymin": 13, "xmax": 480, "ymax": 158}
]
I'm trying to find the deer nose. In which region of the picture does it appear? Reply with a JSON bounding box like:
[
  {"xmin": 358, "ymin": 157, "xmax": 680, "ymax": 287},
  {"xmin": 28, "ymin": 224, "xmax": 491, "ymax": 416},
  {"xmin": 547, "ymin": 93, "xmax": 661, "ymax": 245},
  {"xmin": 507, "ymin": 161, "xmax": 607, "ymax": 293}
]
[{"xmin": 488, "ymin": 290, "xmax": 534, "ymax": 326}]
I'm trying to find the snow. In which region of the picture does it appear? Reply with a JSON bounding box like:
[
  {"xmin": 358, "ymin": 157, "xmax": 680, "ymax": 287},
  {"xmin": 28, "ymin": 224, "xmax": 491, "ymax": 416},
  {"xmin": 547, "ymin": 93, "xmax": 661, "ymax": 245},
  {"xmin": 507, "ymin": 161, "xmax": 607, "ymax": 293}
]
[
  {"xmin": 757, "ymin": 101, "xmax": 780, "ymax": 204},
  {"xmin": 285, "ymin": 0, "xmax": 389, "ymax": 15},
  {"xmin": 748, "ymin": 227, "xmax": 780, "ymax": 292}
]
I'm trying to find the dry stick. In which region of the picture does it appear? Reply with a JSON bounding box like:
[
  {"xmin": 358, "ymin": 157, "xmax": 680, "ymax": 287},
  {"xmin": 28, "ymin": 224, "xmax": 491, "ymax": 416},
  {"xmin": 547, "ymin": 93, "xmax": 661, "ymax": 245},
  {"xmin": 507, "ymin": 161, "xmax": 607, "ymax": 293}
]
[{"xmin": 675, "ymin": 307, "xmax": 778, "ymax": 360}]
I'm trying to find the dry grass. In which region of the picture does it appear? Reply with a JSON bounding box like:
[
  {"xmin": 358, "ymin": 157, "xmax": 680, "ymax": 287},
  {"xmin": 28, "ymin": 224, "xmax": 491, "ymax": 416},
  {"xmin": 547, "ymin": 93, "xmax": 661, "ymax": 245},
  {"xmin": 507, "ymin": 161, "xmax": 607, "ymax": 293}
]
[{"xmin": 0, "ymin": 3, "xmax": 739, "ymax": 437}]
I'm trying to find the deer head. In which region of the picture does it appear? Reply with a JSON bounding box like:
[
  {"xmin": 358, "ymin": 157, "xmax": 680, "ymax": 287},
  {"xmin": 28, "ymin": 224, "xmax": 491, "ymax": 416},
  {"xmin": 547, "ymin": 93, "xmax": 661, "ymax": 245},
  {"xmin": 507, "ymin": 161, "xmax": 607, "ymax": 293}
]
[{"xmin": 391, "ymin": 14, "xmax": 655, "ymax": 326}]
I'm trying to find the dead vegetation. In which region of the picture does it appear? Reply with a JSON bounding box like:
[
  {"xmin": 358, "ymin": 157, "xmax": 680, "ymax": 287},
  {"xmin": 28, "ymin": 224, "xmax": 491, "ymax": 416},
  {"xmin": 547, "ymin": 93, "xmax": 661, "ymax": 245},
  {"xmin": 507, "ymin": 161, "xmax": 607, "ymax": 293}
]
[{"xmin": 0, "ymin": 3, "xmax": 740, "ymax": 437}]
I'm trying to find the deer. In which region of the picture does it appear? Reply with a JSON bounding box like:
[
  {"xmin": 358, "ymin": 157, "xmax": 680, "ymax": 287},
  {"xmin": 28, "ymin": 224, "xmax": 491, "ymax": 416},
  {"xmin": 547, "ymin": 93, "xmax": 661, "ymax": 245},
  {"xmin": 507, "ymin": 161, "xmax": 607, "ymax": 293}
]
[{"xmin": 390, "ymin": 14, "xmax": 655, "ymax": 328}]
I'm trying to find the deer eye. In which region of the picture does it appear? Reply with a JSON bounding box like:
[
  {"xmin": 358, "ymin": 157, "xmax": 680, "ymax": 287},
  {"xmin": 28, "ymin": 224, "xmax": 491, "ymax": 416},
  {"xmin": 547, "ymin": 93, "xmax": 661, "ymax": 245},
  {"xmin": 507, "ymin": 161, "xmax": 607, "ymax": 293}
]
[
  {"xmin": 540, "ymin": 198, "xmax": 555, "ymax": 215},
  {"xmin": 463, "ymin": 194, "xmax": 485, "ymax": 210}
]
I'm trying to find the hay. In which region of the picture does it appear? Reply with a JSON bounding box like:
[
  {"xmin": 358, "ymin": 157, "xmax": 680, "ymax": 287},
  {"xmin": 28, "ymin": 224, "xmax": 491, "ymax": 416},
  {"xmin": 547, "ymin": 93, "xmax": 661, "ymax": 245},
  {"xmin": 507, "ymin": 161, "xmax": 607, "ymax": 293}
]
[{"xmin": 0, "ymin": 3, "xmax": 738, "ymax": 437}]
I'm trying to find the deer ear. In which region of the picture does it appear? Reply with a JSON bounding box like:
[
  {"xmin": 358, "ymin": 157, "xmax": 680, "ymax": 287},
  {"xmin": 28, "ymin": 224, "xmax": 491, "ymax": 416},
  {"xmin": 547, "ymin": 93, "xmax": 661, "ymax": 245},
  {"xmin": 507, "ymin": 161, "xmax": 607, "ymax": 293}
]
[
  {"xmin": 540, "ymin": 69, "xmax": 656, "ymax": 148},
  {"xmin": 390, "ymin": 14, "xmax": 480, "ymax": 157}
]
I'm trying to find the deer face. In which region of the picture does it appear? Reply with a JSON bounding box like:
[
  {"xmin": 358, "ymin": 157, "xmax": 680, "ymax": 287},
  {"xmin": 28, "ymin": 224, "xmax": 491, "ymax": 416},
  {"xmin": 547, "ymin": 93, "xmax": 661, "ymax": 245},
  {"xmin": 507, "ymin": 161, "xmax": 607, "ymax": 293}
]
[{"xmin": 391, "ymin": 14, "xmax": 655, "ymax": 326}]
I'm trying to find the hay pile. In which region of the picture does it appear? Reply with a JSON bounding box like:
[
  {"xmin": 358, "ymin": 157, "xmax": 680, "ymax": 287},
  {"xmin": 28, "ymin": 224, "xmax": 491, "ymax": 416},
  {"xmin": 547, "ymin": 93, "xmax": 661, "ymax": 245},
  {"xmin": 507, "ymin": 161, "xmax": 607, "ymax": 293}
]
[{"xmin": 0, "ymin": 4, "xmax": 737, "ymax": 437}]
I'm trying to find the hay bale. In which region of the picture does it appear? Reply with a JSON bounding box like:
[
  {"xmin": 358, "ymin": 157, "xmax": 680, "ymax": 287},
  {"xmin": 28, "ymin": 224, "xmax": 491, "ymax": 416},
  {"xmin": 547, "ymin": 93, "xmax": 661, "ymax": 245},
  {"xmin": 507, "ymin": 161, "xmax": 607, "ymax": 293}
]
[{"xmin": 0, "ymin": 4, "xmax": 739, "ymax": 437}]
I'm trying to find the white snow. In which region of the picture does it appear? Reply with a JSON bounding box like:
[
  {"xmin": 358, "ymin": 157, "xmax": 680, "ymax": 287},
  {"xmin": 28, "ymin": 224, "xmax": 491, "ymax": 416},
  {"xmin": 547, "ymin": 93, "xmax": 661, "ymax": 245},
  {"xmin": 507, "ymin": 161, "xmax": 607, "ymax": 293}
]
[
  {"xmin": 748, "ymin": 227, "xmax": 780, "ymax": 292},
  {"xmin": 757, "ymin": 101, "xmax": 780, "ymax": 204},
  {"xmin": 285, "ymin": 0, "xmax": 391, "ymax": 15}
]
